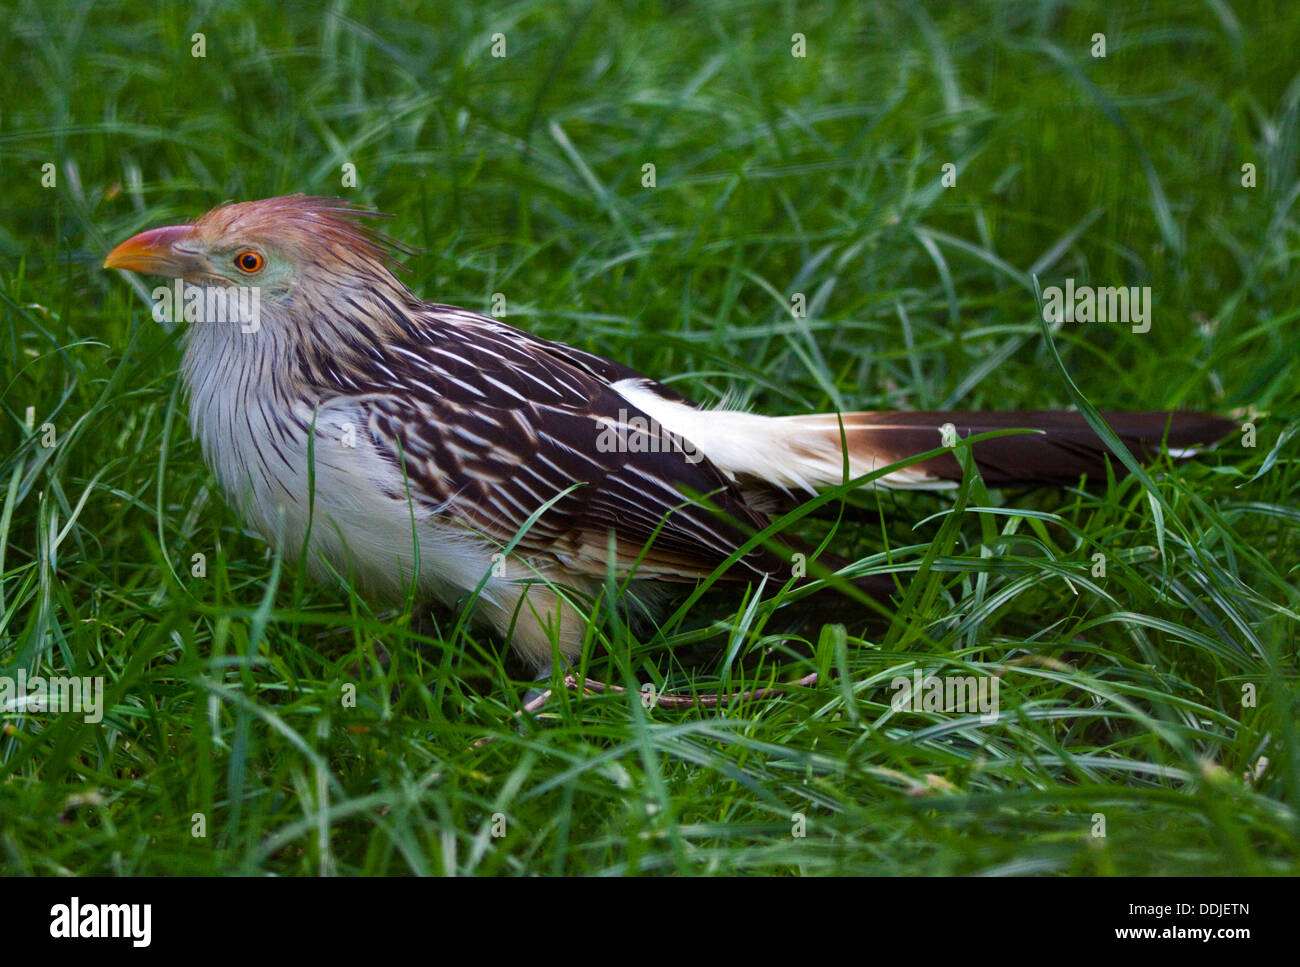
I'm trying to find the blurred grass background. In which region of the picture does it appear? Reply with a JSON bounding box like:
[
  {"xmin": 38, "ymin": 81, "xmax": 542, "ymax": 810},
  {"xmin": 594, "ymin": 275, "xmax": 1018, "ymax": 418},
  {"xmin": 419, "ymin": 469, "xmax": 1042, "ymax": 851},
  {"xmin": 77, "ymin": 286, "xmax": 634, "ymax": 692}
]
[{"xmin": 1, "ymin": 0, "xmax": 1297, "ymax": 874}]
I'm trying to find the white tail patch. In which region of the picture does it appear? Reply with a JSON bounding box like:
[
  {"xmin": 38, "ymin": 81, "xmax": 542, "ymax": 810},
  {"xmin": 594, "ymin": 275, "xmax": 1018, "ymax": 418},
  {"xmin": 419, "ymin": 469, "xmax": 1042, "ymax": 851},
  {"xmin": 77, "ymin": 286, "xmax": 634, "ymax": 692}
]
[{"xmin": 609, "ymin": 379, "xmax": 948, "ymax": 493}]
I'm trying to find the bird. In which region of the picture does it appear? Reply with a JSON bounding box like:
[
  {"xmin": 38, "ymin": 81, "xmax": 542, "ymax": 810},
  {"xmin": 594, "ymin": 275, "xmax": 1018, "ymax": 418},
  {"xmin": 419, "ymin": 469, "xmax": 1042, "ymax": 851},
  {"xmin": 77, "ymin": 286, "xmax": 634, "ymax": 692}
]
[{"xmin": 103, "ymin": 195, "xmax": 1234, "ymax": 672}]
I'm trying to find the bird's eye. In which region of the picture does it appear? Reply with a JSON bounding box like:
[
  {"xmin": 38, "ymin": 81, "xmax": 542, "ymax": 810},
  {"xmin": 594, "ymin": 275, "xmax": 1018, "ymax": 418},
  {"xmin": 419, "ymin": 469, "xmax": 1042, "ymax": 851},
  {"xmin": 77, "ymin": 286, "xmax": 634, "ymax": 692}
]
[{"xmin": 235, "ymin": 251, "xmax": 264, "ymax": 273}]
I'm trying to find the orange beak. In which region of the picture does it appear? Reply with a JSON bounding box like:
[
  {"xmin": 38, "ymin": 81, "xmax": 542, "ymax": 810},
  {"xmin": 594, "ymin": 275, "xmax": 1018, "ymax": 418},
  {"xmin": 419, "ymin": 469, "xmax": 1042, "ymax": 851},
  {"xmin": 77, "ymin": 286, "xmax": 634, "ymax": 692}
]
[{"xmin": 103, "ymin": 224, "xmax": 199, "ymax": 277}]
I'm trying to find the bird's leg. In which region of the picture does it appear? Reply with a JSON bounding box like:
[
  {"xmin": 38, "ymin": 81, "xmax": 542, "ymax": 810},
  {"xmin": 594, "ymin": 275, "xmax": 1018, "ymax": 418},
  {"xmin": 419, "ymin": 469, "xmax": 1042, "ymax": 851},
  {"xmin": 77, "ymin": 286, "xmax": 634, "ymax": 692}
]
[
  {"xmin": 568, "ymin": 672, "xmax": 821, "ymax": 708},
  {"xmin": 473, "ymin": 669, "xmax": 822, "ymax": 747}
]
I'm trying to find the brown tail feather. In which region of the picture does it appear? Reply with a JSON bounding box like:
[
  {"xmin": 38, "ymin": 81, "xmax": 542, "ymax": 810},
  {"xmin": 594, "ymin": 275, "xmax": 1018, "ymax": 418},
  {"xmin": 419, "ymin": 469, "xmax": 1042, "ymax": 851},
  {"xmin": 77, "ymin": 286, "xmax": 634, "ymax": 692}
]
[
  {"xmin": 788, "ymin": 410, "xmax": 1234, "ymax": 488},
  {"xmin": 856, "ymin": 410, "xmax": 1234, "ymax": 486}
]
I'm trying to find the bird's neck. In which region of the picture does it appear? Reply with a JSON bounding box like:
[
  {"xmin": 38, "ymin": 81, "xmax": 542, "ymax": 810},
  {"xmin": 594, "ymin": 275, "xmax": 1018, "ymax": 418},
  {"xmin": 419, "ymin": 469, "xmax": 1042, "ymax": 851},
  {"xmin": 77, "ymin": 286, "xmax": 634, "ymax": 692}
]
[{"xmin": 175, "ymin": 299, "xmax": 315, "ymax": 520}]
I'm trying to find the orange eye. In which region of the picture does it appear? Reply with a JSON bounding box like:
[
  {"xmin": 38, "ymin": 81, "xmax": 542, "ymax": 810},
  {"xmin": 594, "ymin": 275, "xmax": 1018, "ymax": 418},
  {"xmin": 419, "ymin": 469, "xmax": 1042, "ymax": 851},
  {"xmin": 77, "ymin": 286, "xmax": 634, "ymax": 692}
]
[{"xmin": 235, "ymin": 251, "xmax": 264, "ymax": 273}]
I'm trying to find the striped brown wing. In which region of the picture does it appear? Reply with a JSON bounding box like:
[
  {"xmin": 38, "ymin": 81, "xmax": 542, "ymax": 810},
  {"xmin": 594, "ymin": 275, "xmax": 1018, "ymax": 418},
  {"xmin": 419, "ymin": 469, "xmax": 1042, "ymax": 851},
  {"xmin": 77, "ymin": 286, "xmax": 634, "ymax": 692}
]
[{"xmin": 346, "ymin": 307, "xmax": 786, "ymax": 582}]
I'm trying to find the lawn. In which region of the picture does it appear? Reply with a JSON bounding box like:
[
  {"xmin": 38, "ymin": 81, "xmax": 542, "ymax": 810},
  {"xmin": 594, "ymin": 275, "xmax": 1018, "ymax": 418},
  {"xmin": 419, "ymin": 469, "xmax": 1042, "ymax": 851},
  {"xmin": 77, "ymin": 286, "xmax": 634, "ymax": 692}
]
[{"xmin": 1, "ymin": 0, "xmax": 1297, "ymax": 875}]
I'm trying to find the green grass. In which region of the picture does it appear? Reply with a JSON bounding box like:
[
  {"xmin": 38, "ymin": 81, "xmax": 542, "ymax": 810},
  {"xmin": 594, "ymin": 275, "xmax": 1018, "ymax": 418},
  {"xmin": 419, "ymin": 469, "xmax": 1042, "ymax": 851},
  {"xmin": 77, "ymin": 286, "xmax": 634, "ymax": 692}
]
[{"xmin": 1, "ymin": 0, "xmax": 1298, "ymax": 875}]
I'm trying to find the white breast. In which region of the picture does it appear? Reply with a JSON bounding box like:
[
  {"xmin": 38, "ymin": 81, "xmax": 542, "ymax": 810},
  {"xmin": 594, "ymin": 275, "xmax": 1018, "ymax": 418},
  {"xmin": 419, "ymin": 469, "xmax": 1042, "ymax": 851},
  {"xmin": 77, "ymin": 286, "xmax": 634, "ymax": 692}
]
[{"xmin": 180, "ymin": 331, "xmax": 502, "ymax": 612}]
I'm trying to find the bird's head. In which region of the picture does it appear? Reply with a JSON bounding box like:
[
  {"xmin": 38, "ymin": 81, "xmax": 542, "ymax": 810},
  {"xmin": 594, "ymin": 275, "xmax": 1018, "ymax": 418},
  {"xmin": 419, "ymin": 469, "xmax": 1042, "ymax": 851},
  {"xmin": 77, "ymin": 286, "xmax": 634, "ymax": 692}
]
[{"xmin": 104, "ymin": 194, "xmax": 411, "ymax": 311}]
